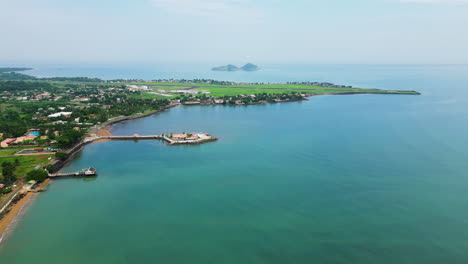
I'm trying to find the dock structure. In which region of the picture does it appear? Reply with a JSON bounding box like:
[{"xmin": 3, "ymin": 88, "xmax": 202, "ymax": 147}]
[
  {"xmin": 49, "ymin": 168, "xmax": 97, "ymax": 178},
  {"xmin": 85, "ymin": 133, "xmax": 217, "ymax": 145},
  {"xmin": 100, "ymin": 135, "xmax": 163, "ymax": 140}
]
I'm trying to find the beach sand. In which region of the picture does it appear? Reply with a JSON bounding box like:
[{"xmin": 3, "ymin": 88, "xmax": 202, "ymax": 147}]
[
  {"xmin": 0, "ymin": 178, "xmax": 51, "ymax": 244},
  {"xmin": 92, "ymin": 125, "xmax": 113, "ymax": 144},
  {"xmin": 0, "ymin": 192, "xmax": 34, "ymax": 243},
  {"xmin": 96, "ymin": 125, "xmax": 113, "ymax": 137}
]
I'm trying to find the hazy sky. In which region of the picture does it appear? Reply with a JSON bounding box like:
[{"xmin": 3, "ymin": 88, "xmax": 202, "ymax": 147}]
[{"xmin": 1, "ymin": 0, "xmax": 467, "ymax": 64}]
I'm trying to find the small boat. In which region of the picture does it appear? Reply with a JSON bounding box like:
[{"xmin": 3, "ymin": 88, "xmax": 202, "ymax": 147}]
[{"xmin": 84, "ymin": 168, "xmax": 97, "ymax": 176}]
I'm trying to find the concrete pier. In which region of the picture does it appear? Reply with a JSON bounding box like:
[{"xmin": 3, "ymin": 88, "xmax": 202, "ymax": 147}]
[{"xmin": 49, "ymin": 168, "xmax": 97, "ymax": 178}]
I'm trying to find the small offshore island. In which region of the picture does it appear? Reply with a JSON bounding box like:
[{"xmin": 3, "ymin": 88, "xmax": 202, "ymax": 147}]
[
  {"xmin": 0, "ymin": 67, "xmax": 420, "ymax": 240},
  {"xmin": 212, "ymin": 63, "xmax": 260, "ymax": 71}
]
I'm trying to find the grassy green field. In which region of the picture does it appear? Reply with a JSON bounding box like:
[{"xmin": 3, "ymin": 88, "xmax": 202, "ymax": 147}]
[
  {"xmin": 0, "ymin": 154, "xmax": 53, "ymax": 181},
  {"xmin": 128, "ymin": 81, "xmax": 420, "ymax": 98},
  {"xmin": 0, "ymin": 150, "xmax": 18, "ymax": 156}
]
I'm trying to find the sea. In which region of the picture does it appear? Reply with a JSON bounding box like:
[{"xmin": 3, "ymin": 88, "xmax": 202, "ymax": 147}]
[{"xmin": 0, "ymin": 63, "xmax": 468, "ymax": 263}]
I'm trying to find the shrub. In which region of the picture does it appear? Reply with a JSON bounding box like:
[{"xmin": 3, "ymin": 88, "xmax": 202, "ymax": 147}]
[
  {"xmin": 55, "ymin": 151, "xmax": 69, "ymax": 160},
  {"xmin": 26, "ymin": 169, "xmax": 48, "ymax": 182},
  {"xmin": 1, "ymin": 187, "xmax": 12, "ymax": 194}
]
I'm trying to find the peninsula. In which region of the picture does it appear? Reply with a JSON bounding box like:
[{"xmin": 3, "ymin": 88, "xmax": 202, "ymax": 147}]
[{"xmin": 0, "ymin": 67, "xmax": 32, "ymax": 73}]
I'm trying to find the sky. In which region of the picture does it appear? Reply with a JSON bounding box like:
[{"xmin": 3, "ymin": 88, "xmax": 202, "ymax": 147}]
[{"xmin": 0, "ymin": 0, "xmax": 467, "ymax": 64}]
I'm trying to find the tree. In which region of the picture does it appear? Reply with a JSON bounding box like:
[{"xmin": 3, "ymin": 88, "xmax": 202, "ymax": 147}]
[
  {"xmin": 26, "ymin": 169, "xmax": 48, "ymax": 182},
  {"xmin": 44, "ymin": 164, "xmax": 54, "ymax": 173},
  {"xmin": 55, "ymin": 151, "xmax": 69, "ymax": 160},
  {"xmin": 56, "ymin": 129, "xmax": 84, "ymax": 148},
  {"xmin": 0, "ymin": 186, "xmax": 12, "ymax": 194},
  {"xmin": 1, "ymin": 161, "xmax": 17, "ymax": 184}
]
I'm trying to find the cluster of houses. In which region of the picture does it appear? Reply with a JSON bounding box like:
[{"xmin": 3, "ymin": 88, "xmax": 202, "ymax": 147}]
[
  {"xmin": 0, "ymin": 129, "xmax": 49, "ymax": 148},
  {"xmin": 1, "ymin": 90, "xmax": 63, "ymax": 102},
  {"xmin": 1, "ymin": 84, "xmax": 133, "ymax": 104},
  {"xmin": 176, "ymin": 92, "xmax": 307, "ymax": 106},
  {"xmin": 70, "ymin": 97, "xmax": 90, "ymax": 102}
]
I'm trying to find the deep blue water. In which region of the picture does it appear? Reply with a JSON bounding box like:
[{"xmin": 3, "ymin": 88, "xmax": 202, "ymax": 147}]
[{"xmin": 0, "ymin": 64, "xmax": 468, "ymax": 263}]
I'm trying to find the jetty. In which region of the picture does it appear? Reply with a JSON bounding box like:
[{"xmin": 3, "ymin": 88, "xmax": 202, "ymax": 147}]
[
  {"xmin": 85, "ymin": 133, "xmax": 217, "ymax": 145},
  {"xmin": 100, "ymin": 135, "xmax": 163, "ymax": 140},
  {"xmin": 49, "ymin": 168, "xmax": 97, "ymax": 178}
]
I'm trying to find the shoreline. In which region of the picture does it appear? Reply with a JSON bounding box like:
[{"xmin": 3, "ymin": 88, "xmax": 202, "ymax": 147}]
[
  {"xmin": 0, "ymin": 106, "xmax": 178, "ymax": 244},
  {"xmin": 0, "ymin": 192, "xmax": 37, "ymax": 245},
  {"xmin": 0, "ymin": 92, "xmax": 418, "ymax": 244}
]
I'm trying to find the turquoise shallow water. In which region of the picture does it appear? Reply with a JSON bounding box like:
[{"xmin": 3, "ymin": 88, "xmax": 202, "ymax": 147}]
[{"xmin": 1, "ymin": 65, "xmax": 468, "ymax": 263}]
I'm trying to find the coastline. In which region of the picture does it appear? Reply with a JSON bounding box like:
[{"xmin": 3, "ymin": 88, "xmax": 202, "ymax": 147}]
[
  {"xmin": 0, "ymin": 193, "xmax": 37, "ymax": 245},
  {"xmin": 0, "ymin": 105, "xmax": 178, "ymax": 244},
  {"xmin": 90, "ymin": 103, "xmax": 179, "ymax": 143},
  {"xmin": 0, "ymin": 92, "xmax": 417, "ymax": 245}
]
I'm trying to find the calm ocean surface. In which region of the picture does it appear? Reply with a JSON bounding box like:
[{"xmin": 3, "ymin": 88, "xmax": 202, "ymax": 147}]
[{"xmin": 1, "ymin": 64, "xmax": 468, "ymax": 263}]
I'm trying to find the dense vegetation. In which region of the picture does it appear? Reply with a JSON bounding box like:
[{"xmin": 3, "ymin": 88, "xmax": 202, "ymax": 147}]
[
  {"xmin": 0, "ymin": 72, "xmax": 37, "ymax": 81},
  {"xmin": 0, "ymin": 80, "xmax": 170, "ymax": 138},
  {"xmin": 0, "ymin": 155, "xmax": 53, "ymax": 186},
  {"xmin": 26, "ymin": 169, "xmax": 48, "ymax": 182},
  {"xmin": 1, "ymin": 160, "xmax": 18, "ymax": 184},
  {"xmin": 178, "ymin": 92, "xmax": 305, "ymax": 105},
  {"xmin": 0, "ymin": 81, "xmax": 52, "ymax": 91}
]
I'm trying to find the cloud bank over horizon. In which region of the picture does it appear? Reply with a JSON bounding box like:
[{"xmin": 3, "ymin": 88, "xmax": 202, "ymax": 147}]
[{"xmin": 0, "ymin": 0, "xmax": 467, "ymax": 64}]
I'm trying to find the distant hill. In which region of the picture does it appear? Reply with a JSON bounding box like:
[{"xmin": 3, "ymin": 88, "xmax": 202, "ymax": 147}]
[{"xmin": 211, "ymin": 63, "xmax": 260, "ymax": 72}]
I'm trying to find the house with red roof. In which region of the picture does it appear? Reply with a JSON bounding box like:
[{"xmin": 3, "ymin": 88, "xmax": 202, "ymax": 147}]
[
  {"xmin": 172, "ymin": 134, "xmax": 187, "ymax": 140},
  {"xmin": 1, "ymin": 138, "xmax": 16, "ymax": 148}
]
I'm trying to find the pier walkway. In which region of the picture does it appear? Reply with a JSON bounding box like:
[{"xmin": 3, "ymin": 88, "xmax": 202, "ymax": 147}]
[
  {"xmin": 99, "ymin": 135, "xmax": 163, "ymax": 140},
  {"xmin": 49, "ymin": 168, "xmax": 97, "ymax": 178},
  {"xmin": 85, "ymin": 134, "xmax": 216, "ymax": 145}
]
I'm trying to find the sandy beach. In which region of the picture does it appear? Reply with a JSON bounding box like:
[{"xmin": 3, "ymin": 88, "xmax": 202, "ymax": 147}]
[
  {"xmin": 91, "ymin": 124, "xmax": 113, "ymax": 144},
  {"xmin": 0, "ymin": 178, "xmax": 51, "ymax": 244},
  {"xmin": 0, "ymin": 192, "xmax": 34, "ymax": 243},
  {"xmin": 96, "ymin": 125, "xmax": 113, "ymax": 137}
]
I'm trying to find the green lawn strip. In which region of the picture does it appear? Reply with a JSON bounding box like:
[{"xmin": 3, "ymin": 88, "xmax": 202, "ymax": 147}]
[
  {"xmin": 126, "ymin": 82, "xmax": 418, "ymax": 97},
  {"xmin": 133, "ymin": 92, "xmax": 176, "ymax": 100},
  {"xmin": 0, "ymin": 151, "xmax": 17, "ymax": 155},
  {"xmin": 2, "ymin": 146, "xmax": 57, "ymax": 151}
]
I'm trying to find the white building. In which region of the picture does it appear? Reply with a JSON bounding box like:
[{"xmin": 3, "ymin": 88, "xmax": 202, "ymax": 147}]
[{"xmin": 48, "ymin": 112, "xmax": 72, "ymax": 118}]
